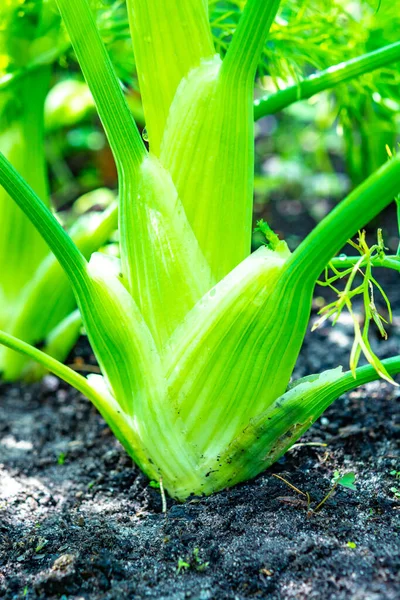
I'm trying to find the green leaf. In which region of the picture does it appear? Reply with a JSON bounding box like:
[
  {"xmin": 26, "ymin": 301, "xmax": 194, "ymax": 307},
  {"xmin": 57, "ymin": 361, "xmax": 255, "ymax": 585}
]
[{"xmin": 335, "ymin": 472, "xmax": 357, "ymax": 491}]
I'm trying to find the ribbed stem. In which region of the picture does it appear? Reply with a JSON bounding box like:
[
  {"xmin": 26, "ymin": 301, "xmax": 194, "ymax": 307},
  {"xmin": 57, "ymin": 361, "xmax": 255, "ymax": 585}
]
[
  {"xmin": 334, "ymin": 356, "xmax": 400, "ymax": 390},
  {"xmin": 0, "ymin": 152, "xmax": 87, "ymax": 289},
  {"xmin": 221, "ymin": 0, "xmax": 281, "ymax": 83},
  {"xmin": 55, "ymin": 0, "xmax": 146, "ymax": 172},
  {"xmin": 254, "ymin": 41, "xmax": 400, "ymax": 119}
]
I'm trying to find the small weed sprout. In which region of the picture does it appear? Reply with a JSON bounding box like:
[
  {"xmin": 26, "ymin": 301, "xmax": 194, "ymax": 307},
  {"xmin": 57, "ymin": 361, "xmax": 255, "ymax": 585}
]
[
  {"xmin": 389, "ymin": 469, "xmax": 400, "ymax": 500},
  {"xmin": 177, "ymin": 548, "xmax": 209, "ymax": 574},
  {"xmin": 57, "ymin": 452, "xmax": 66, "ymax": 466},
  {"xmin": 177, "ymin": 559, "xmax": 190, "ymax": 575},
  {"xmin": 273, "ymin": 471, "xmax": 356, "ymax": 514},
  {"xmin": 192, "ymin": 548, "xmax": 209, "ymax": 572},
  {"xmin": 35, "ymin": 538, "xmax": 48, "ymax": 553},
  {"xmin": 314, "ymin": 471, "xmax": 357, "ymax": 512},
  {"xmin": 332, "ymin": 471, "xmax": 357, "ymax": 491}
]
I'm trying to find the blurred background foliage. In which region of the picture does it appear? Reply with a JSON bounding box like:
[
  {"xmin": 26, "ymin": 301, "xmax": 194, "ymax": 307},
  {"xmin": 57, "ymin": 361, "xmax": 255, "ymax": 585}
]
[{"xmin": 0, "ymin": 0, "xmax": 399, "ymax": 247}]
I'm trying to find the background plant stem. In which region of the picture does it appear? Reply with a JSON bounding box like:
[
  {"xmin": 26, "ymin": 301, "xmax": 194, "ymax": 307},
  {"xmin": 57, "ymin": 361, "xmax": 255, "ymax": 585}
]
[
  {"xmin": 254, "ymin": 41, "xmax": 400, "ymax": 119},
  {"xmin": 0, "ymin": 67, "xmax": 51, "ymax": 316}
]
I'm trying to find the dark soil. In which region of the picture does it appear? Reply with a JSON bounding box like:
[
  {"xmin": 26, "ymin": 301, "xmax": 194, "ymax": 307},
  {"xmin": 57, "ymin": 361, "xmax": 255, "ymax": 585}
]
[{"xmin": 1, "ymin": 290, "xmax": 399, "ymax": 600}]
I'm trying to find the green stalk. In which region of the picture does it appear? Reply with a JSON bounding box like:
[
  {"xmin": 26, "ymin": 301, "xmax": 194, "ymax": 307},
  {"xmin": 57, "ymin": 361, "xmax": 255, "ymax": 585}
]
[
  {"xmin": 0, "ymin": 330, "xmax": 102, "ymax": 403},
  {"xmin": 160, "ymin": 0, "xmax": 281, "ymax": 281},
  {"xmin": 330, "ymin": 255, "xmax": 400, "ymax": 273},
  {"xmin": 126, "ymin": 0, "xmax": 215, "ymax": 154},
  {"xmin": 254, "ymin": 41, "xmax": 400, "ymax": 119},
  {"xmin": 323, "ymin": 356, "xmax": 400, "ymax": 393},
  {"xmin": 0, "ymin": 152, "xmax": 87, "ymax": 289},
  {"xmin": 287, "ymin": 155, "xmax": 400, "ymax": 283},
  {"xmin": 0, "ymin": 67, "xmax": 51, "ymax": 310},
  {"xmin": 55, "ymin": 0, "xmax": 145, "ymax": 172},
  {"xmin": 221, "ymin": 0, "xmax": 281, "ymax": 82},
  {"xmin": 55, "ymin": 0, "xmax": 149, "ymax": 311}
]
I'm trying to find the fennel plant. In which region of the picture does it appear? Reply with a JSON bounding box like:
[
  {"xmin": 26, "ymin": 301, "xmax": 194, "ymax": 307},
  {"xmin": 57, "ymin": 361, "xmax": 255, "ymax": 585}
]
[{"xmin": 0, "ymin": 0, "xmax": 400, "ymax": 499}]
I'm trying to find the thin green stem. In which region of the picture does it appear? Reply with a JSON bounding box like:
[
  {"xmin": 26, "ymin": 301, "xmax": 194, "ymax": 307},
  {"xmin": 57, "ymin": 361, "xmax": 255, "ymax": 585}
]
[
  {"xmin": 55, "ymin": 0, "xmax": 145, "ymax": 171},
  {"xmin": 222, "ymin": 0, "xmax": 281, "ymax": 82},
  {"xmin": 0, "ymin": 152, "xmax": 87, "ymax": 288},
  {"xmin": 254, "ymin": 41, "xmax": 400, "ymax": 119},
  {"xmin": 330, "ymin": 255, "xmax": 400, "ymax": 273},
  {"xmin": 314, "ymin": 483, "xmax": 338, "ymax": 513},
  {"xmin": 0, "ymin": 330, "xmax": 147, "ymax": 474},
  {"xmin": 0, "ymin": 330, "xmax": 102, "ymax": 406},
  {"xmin": 287, "ymin": 155, "xmax": 400, "ymax": 283},
  {"xmin": 348, "ymin": 356, "xmax": 400, "ymax": 384}
]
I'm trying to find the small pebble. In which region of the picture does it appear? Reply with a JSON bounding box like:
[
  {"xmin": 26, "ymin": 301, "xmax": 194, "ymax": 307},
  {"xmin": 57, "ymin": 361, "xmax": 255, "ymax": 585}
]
[{"xmin": 42, "ymin": 375, "xmax": 59, "ymax": 393}]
